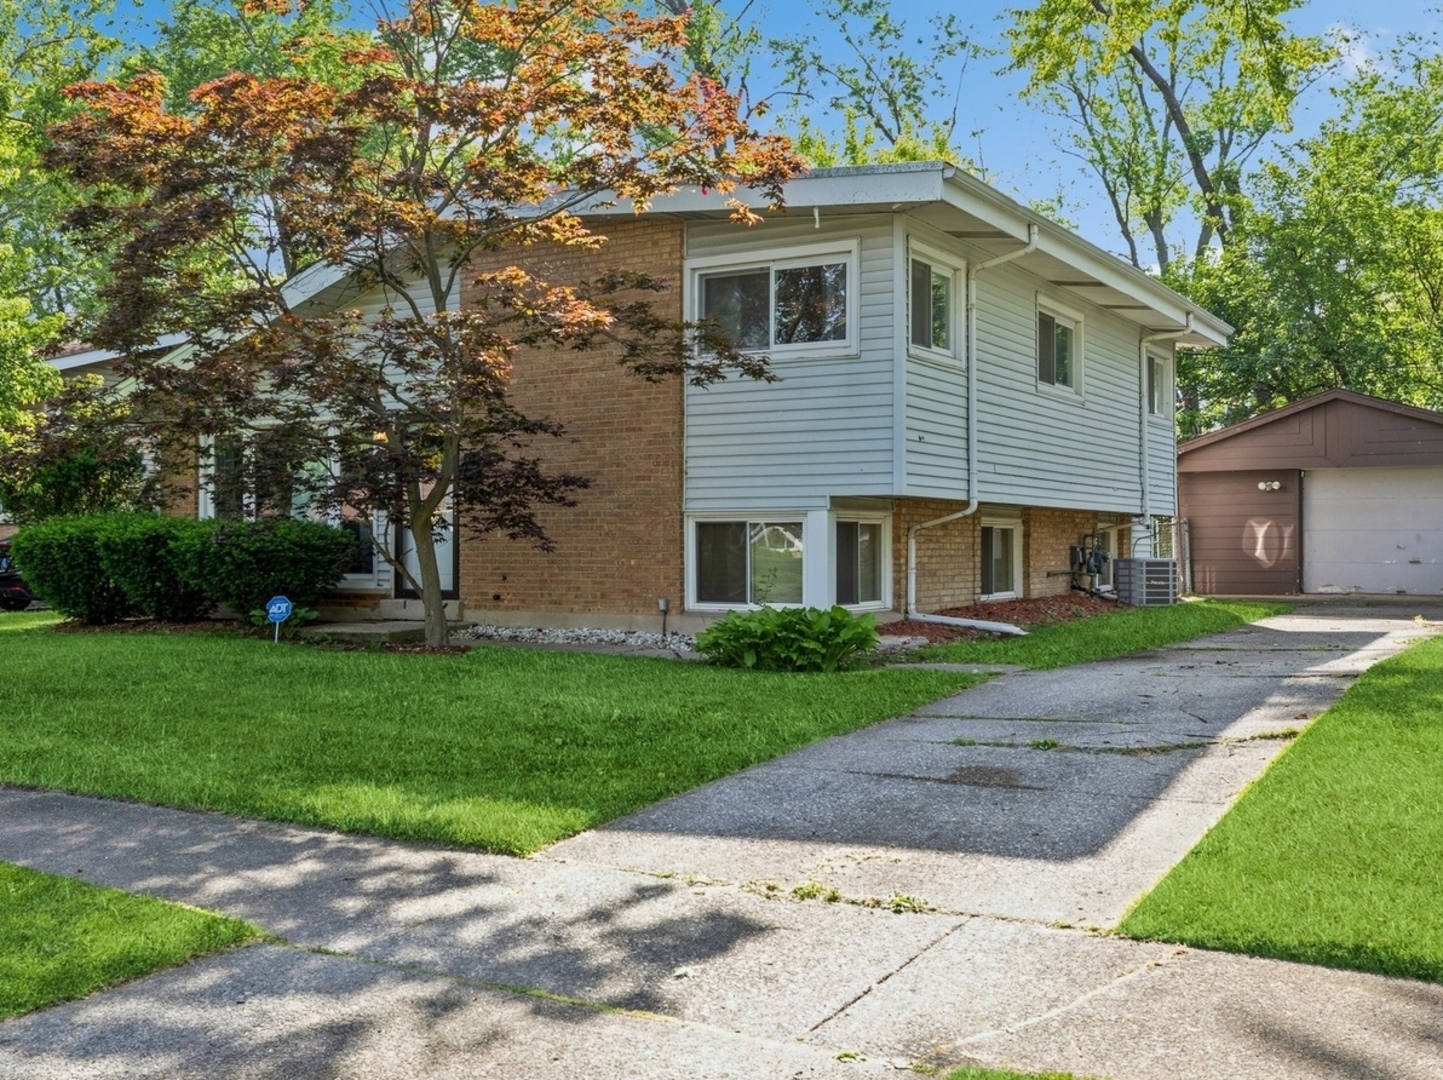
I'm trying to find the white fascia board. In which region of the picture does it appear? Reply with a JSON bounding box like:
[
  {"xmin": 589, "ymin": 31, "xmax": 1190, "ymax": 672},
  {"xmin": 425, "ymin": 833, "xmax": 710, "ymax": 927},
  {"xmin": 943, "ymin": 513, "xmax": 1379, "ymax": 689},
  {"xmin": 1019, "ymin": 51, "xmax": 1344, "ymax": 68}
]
[
  {"xmin": 47, "ymin": 333, "xmax": 189, "ymax": 372},
  {"xmin": 939, "ymin": 171, "xmax": 1232, "ymax": 347},
  {"xmin": 580, "ymin": 163, "xmax": 951, "ymax": 219}
]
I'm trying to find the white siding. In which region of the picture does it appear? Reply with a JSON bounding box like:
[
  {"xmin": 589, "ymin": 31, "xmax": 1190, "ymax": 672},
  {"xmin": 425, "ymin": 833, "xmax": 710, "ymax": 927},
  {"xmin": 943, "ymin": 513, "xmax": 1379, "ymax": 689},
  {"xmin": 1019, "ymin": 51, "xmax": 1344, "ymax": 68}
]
[
  {"xmin": 684, "ymin": 216, "xmax": 895, "ymax": 512},
  {"xmin": 686, "ymin": 210, "xmax": 1177, "ymax": 518},
  {"xmin": 904, "ymin": 357, "xmax": 968, "ymax": 496},
  {"xmin": 970, "ymin": 265, "xmax": 1147, "ymax": 513},
  {"xmin": 1147, "ymin": 347, "xmax": 1178, "ymax": 518}
]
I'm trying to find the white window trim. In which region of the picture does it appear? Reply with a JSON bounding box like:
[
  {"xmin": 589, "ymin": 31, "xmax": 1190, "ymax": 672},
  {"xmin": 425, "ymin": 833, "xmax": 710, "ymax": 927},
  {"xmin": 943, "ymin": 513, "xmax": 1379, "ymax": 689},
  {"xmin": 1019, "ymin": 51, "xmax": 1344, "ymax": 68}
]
[
  {"xmin": 834, "ymin": 511, "xmax": 892, "ymax": 612},
  {"xmin": 980, "ymin": 513, "xmax": 1024, "ymax": 602},
  {"xmin": 686, "ymin": 513, "xmax": 810, "ymax": 612},
  {"xmin": 687, "ymin": 239, "xmax": 860, "ymax": 360},
  {"xmin": 196, "ymin": 433, "xmax": 392, "ymax": 592},
  {"xmin": 906, "ymin": 239, "xmax": 964, "ymax": 365},
  {"xmin": 1036, "ymin": 297, "xmax": 1085, "ymax": 398},
  {"xmin": 1147, "ymin": 351, "xmax": 1171, "ymax": 423}
]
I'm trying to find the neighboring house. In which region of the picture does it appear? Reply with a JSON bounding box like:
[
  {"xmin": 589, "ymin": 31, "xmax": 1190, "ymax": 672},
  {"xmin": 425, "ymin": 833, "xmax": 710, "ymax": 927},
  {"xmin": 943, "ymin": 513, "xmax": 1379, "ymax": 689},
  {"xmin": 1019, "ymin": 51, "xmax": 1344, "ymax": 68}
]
[
  {"xmin": 181, "ymin": 162, "xmax": 1230, "ymax": 627},
  {"xmin": 1179, "ymin": 389, "xmax": 1443, "ymax": 597}
]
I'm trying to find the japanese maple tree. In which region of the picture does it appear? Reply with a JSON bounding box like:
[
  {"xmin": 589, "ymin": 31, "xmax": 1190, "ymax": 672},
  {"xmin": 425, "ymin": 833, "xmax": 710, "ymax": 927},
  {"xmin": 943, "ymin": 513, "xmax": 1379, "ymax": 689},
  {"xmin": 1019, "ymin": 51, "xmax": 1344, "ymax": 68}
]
[{"xmin": 47, "ymin": 0, "xmax": 800, "ymax": 645}]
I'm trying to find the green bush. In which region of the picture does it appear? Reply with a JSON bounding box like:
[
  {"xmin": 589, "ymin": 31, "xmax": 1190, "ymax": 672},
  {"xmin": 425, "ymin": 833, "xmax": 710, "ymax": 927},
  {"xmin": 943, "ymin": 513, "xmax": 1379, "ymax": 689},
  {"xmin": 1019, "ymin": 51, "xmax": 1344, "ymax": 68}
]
[
  {"xmin": 91, "ymin": 514, "xmax": 216, "ymax": 622},
  {"xmin": 695, "ymin": 605, "xmax": 880, "ymax": 673},
  {"xmin": 9, "ymin": 516, "xmax": 133, "ymax": 624},
  {"xmin": 174, "ymin": 518, "xmax": 356, "ymax": 615}
]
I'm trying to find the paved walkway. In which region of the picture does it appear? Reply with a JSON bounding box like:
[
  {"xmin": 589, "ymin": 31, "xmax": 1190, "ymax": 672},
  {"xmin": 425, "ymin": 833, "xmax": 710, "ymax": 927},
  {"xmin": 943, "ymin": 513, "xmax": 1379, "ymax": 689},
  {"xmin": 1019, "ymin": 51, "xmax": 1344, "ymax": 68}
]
[{"xmin": 2, "ymin": 603, "xmax": 1441, "ymax": 1079}]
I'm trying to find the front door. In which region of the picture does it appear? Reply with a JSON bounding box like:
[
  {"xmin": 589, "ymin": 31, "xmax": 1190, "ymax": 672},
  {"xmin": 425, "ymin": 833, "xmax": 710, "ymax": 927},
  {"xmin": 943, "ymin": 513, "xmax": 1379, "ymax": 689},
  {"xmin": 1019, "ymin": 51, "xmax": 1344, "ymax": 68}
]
[{"xmin": 395, "ymin": 505, "xmax": 459, "ymax": 599}]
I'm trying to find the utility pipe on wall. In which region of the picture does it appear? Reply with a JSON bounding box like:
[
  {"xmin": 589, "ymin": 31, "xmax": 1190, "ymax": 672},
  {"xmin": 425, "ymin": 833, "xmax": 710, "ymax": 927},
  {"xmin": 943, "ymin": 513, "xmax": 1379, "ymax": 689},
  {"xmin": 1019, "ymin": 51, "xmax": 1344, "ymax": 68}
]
[
  {"xmin": 1137, "ymin": 313, "xmax": 1192, "ymax": 553},
  {"xmin": 905, "ymin": 224, "xmax": 1039, "ymax": 637}
]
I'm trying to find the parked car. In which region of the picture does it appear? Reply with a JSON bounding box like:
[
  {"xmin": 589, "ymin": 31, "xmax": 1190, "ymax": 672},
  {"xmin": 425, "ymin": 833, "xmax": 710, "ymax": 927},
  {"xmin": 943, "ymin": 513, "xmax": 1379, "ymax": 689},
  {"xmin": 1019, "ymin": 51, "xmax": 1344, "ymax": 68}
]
[{"xmin": 0, "ymin": 539, "xmax": 37, "ymax": 611}]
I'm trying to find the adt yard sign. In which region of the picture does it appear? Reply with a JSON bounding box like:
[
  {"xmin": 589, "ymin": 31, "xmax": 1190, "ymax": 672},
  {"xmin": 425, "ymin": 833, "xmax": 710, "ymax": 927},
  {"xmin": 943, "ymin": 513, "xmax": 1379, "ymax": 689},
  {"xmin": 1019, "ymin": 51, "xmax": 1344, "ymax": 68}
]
[{"xmin": 266, "ymin": 595, "xmax": 292, "ymax": 643}]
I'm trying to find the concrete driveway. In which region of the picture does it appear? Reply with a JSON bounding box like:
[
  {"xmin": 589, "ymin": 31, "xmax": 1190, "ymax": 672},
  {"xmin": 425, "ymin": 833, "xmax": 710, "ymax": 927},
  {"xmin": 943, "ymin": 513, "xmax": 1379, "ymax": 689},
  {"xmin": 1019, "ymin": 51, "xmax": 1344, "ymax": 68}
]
[{"xmin": 1, "ymin": 602, "xmax": 1440, "ymax": 1079}]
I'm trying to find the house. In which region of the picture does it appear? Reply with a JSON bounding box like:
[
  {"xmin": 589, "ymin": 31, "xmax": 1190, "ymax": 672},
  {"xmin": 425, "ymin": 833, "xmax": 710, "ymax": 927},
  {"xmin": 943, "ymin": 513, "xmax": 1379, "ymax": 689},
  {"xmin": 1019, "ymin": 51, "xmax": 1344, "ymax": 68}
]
[
  {"xmin": 1178, "ymin": 389, "xmax": 1443, "ymax": 596},
  {"xmin": 184, "ymin": 162, "xmax": 1231, "ymax": 627}
]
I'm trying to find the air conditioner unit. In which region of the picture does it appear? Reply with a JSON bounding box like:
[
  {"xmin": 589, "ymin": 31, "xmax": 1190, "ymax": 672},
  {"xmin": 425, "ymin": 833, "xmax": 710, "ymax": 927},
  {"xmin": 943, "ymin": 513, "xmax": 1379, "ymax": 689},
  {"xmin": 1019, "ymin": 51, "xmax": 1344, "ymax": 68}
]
[{"xmin": 1114, "ymin": 558, "xmax": 1177, "ymax": 606}]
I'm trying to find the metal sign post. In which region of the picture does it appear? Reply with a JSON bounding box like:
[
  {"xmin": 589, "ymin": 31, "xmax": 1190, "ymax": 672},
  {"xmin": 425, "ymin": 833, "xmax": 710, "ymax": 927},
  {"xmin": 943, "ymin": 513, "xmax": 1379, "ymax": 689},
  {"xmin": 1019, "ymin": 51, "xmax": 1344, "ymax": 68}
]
[{"xmin": 266, "ymin": 595, "xmax": 293, "ymax": 643}]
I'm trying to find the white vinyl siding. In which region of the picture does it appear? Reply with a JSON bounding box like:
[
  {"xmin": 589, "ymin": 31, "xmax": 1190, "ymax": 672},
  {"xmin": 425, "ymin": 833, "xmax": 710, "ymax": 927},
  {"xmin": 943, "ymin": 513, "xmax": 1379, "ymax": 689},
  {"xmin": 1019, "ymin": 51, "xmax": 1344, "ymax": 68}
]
[
  {"xmin": 684, "ymin": 216, "xmax": 895, "ymax": 512},
  {"xmin": 971, "ymin": 268, "xmax": 1155, "ymax": 513}
]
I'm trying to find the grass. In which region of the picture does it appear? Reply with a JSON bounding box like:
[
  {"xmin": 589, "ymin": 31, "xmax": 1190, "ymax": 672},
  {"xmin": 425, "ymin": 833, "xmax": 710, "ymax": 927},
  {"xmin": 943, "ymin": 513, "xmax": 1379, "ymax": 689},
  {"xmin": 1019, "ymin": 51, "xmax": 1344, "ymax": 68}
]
[
  {"xmin": 0, "ymin": 612, "xmax": 976, "ymax": 855},
  {"xmin": 1119, "ymin": 632, "xmax": 1443, "ymax": 983},
  {"xmin": 0, "ymin": 860, "xmax": 258, "ymax": 1018},
  {"xmin": 915, "ymin": 600, "xmax": 1293, "ymax": 670}
]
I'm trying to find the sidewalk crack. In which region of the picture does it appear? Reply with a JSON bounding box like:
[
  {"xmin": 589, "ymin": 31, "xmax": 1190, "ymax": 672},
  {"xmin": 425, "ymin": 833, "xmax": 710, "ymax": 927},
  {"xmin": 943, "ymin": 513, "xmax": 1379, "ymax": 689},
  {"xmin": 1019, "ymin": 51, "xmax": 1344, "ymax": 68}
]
[
  {"xmin": 803, "ymin": 917, "xmax": 971, "ymax": 1035},
  {"xmin": 955, "ymin": 945, "xmax": 1187, "ymax": 1047}
]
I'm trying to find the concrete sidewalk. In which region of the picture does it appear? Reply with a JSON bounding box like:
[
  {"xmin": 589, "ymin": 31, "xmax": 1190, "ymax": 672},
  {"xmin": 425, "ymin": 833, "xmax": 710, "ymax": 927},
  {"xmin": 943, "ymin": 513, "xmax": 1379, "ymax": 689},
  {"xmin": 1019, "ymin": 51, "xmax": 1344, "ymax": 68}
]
[{"xmin": 1, "ymin": 602, "xmax": 1440, "ymax": 1079}]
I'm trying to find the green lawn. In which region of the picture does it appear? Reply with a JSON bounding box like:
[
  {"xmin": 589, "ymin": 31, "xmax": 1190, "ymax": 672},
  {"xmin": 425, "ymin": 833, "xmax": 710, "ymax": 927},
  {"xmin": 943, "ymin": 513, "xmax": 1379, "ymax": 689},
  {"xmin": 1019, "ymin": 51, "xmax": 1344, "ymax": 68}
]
[
  {"xmin": 0, "ymin": 612, "xmax": 976, "ymax": 854},
  {"xmin": 915, "ymin": 600, "xmax": 1293, "ymax": 669},
  {"xmin": 0, "ymin": 860, "xmax": 258, "ymax": 1018},
  {"xmin": 1119, "ymin": 632, "xmax": 1443, "ymax": 982}
]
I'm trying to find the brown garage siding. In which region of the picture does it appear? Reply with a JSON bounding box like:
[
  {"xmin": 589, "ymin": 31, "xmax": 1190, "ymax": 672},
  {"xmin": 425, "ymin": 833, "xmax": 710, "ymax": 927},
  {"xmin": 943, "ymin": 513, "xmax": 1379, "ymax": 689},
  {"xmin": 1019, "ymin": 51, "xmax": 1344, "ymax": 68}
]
[{"xmin": 1180, "ymin": 470, "xmax": 1301, "ymax": 595}]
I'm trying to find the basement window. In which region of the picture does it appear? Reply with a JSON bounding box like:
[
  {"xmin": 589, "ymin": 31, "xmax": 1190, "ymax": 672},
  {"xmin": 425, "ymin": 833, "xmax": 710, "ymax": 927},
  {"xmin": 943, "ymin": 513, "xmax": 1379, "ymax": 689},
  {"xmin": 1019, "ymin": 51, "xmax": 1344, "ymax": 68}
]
[
  {"xmin": 981, "ymin": 521, "xmax": 1021, "ymax": 600},
  {"xmin": 695, "ymin": 520, "xmax": 804, "ymax": 605}
]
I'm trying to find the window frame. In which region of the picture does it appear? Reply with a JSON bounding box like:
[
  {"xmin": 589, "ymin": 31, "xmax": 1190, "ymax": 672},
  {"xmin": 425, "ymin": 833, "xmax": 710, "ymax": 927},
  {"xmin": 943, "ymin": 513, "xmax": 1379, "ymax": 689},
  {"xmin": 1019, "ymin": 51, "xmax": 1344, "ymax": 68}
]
[
  {"xmin": 906, "ymin": 240, "xmax": 963, "ymax": 364},
  {"xmin": 687, "ymin": 515, "xmax": 809, "ymax": 611},
  {"xmin": 979, "ymin": 513, "xmax": 1024, "ymax": 602},
  {"xmin": 688, "ymin": 239, "xmax": 860, "ymax": 360},
  {"xmin": 834, "ymin": 512, "xmax": 891, "ymax": 611},
  {"xmin": 197, "ymin": 433, "xmax": 393, "ymax": 592},
  {"xmin": 1147, "ymin": 351, "xmax": 1170, "ymax": 419},
  {"xmin": 1036, "ymin": 299, "xmax": 1084, "ymax": 397}
]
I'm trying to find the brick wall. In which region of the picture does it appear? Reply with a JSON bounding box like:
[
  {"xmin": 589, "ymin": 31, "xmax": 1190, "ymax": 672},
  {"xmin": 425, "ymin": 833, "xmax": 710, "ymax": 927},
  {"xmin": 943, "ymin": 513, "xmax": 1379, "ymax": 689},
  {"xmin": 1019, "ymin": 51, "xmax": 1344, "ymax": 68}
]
[
  {"xmin": 890, "ymin": 498, "xmax": 981, "ymax": 613},
  {"xmin": 1023, "ymin": 507, "xmax": 1100, "ymax": 598},
  {"xmin": 896, "ymin": 500, "xmax": 1114, "ymax": 611},
  {"xmin": 456, "ymin": 219, "xmax": 685, "ymax": 622}
]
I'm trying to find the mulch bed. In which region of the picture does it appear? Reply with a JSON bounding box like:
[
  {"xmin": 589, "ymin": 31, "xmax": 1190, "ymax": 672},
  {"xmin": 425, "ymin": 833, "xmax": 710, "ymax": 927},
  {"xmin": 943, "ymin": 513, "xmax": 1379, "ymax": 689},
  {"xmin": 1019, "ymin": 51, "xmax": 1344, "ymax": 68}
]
[
  {"xmin": 48, "ymin": 618, "xmax": 245, "ymax": 636},
  {"xmin": 883, "ymin": 593, "xmax": 1123, "ymax": 643}
]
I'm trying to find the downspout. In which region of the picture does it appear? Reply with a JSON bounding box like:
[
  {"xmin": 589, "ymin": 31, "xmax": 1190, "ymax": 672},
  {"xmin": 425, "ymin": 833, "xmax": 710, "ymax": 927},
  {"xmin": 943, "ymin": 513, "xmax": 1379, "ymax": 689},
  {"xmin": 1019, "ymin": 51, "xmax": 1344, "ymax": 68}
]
[
  {"xmin": 906, "ymin": 224, "xmax": 1039, "ymax": 637},
  {"xmin": 1136, "ymin": 313, "xmax": 1192, "ymax": 551}
]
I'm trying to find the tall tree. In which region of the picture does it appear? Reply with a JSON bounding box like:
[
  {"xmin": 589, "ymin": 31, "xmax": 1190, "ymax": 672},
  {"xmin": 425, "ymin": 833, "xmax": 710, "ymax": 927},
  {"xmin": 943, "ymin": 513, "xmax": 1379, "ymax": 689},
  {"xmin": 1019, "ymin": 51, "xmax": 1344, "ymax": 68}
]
[
  {"xmin": 49, "ymin": 0, "xmax": 800, "ymax": 646},
  {"xmin": 1007, "ymin": 0, "xmax": 1333, "ymax": 268},
  {"xmin": 123, "ymin": 0, "xmax": 368, "ymax": 114},
  {"xmin": 768, "ymin": 0, "xmax": 979, "ymax": 167},
  {"xmin": 1171, "ymin": 41, "xmax": 1443, "ymax": 435},
  {"xmin": 0, "ymin": 0, "xmax": 122, "ymax": 318}
]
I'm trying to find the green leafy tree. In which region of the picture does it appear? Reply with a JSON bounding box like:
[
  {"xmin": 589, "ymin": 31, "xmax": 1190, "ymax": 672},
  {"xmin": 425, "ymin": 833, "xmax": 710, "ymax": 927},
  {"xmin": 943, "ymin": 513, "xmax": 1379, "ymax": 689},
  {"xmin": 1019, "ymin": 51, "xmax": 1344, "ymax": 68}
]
[
  {"xmin": 1172, "ymin": 42, "xmax": 1443, "ymax": 434},
  {"xmin": 768, "ymin": 0, "xmax": 979, "ymax": 167},
  {"xmin": 1007, "ymin": 0, "xmax": 1334, "ymax": 268},
  {"xmin": 49, "ymin": 0, "xmax": 799, "ymax": 647},
  {"xmin": 0, "ymin": 0, "xmax": 122, "ymax": 318}
]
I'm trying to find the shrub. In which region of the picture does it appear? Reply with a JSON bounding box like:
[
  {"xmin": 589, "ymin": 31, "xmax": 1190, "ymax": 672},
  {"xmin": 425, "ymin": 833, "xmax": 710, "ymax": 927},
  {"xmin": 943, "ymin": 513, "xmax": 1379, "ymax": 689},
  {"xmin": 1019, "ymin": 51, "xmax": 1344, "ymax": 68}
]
[
  {"xmin": 695, "ymin": 605, "xmax": 880, "ymax": 673},
  {"xmin": 92, "ymin": 514, "xmax": 215, "ymax": 622},
  {"xmin": 174, "ymin": 518, "xmax": 356, "ymax": 615},
  {"xmin": 9, "ymin": 516, "xmax": 133, "ymax": 624}
]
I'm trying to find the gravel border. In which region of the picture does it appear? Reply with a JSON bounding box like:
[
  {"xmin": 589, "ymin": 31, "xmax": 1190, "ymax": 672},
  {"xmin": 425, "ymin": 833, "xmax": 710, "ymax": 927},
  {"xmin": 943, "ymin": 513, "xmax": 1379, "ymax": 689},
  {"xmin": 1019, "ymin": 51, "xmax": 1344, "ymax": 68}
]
[{"xmin": 461, "ymin": 624, "xmax": 696, "ymax": 653}]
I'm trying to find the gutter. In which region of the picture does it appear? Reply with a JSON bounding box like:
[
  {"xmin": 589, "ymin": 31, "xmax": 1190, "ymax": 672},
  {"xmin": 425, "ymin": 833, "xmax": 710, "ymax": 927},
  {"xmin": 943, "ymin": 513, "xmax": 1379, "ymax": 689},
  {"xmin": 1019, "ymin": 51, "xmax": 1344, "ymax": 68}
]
[
  {"xmin": 1137, "ymin": 314, "xmax": 1192, "ymax": 548},
  {"xmin": 904, "ymin": 224, "xmax": 1039, "ymax": 637}
]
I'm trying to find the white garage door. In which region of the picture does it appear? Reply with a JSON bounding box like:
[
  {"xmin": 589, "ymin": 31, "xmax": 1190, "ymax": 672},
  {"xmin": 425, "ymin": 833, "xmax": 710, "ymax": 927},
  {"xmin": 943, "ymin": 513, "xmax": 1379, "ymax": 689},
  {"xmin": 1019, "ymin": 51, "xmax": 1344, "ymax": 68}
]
[{"xmin": 1303, "ymin": 466, "xmax": 1443, "ymax": 594}]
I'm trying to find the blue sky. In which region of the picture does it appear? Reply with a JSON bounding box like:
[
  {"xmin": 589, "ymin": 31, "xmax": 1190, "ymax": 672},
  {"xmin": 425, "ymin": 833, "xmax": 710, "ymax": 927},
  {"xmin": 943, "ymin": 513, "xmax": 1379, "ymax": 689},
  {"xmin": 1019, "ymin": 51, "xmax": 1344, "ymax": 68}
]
[{"xmin": 119, "ymin": 0, "xmax": 1443, "ymax": 255}]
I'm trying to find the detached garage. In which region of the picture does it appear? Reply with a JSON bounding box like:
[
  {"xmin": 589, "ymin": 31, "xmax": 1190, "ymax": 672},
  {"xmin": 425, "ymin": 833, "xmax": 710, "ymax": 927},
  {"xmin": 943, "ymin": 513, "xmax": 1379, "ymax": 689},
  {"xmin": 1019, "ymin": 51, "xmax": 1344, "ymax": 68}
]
[{"xmin": 1179, "ymin": 390, "xmax": 1443, "ymax": 596}]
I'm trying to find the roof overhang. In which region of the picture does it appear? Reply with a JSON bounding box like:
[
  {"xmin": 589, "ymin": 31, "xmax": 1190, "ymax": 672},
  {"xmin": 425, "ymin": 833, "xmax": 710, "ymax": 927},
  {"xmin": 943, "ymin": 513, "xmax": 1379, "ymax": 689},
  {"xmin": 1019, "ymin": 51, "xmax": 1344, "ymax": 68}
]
[{"xmin": 604, "ymin": 162, "xmax": 1230, "ymax": 347}]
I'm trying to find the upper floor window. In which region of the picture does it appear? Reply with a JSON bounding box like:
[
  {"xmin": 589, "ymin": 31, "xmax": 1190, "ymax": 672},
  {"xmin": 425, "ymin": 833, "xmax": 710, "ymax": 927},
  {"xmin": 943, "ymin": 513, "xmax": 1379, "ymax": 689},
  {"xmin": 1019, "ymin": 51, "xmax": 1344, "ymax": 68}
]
[
  {"xmin": 693, "ymin": 242, "xmax": 856, "ymax": 356},
  {"xmin": 1037, "ymin": 307, "xmax": 1080, "ymax": 390},
  {"xmin": 910, "ymin": 257, "xmax": 953, "ymax": 355},
  {"xmin": 1148, "ymin": 354, "xmax": 1168, "ymax": 415}
]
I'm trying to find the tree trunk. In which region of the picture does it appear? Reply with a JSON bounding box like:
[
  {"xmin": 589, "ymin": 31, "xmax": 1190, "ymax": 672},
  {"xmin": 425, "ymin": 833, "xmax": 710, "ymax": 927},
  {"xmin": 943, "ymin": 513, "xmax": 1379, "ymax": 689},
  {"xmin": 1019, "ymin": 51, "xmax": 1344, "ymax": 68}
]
[{"xmin": 409, "ymin": 511, "xmax": 450, "ymax": 647}]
